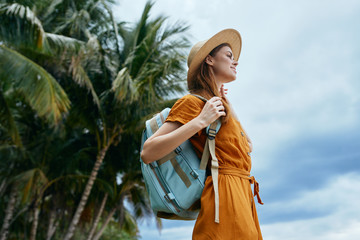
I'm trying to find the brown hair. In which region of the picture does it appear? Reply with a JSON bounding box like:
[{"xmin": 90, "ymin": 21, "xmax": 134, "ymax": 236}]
[{"xmin": 188, "ymin": 43, "xmax": 231, "ymax": 123}]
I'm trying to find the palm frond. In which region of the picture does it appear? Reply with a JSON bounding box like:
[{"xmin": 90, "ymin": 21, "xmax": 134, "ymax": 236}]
[
  {"xmin": 0, "ymin": 3, "xmax": 45, "ymax": 50},
  {"xmin": 40, "ymin": 0, "xmax": 63, "ymax": 20},
  {"xmin": 100, "ymin": 0, "xmax": 121, "ymax": 56},
  {"xmin": 10, "ymin": 168, "xmax": 49, "ymax": 204},
  {"xmin": 133, "ymin": 1, "xmax": 155, "ymax": 48},
  {"xmin": 129, "ymin": 185, "xmax": 153, "ymax": 220},
  {"xmin": 44, "ymin": 32, "xmax": 84, "ymax": 55},
  {"xmin": 112, "ymin": 67, "xmax": 138, "ymax": 104},
  {"xmin": 119, "ymin": 1, "xmax": 189, "ymax": 105},
  {"xmin": 122, "ymin": 209, "xmax": 139, "ymax": 236},
  {"xmin": 0, "ymin": 3, "xmax": 85, "ymax": 56},
  {"xmin": 69, "ymin": 53, "xmax": 101, "ymax": 109},
  {"xmin": 0, "ymin": 89, "xmax": 23, "ymax": 147},
  {"xmin": 53, "ymin": 6, "xmax": 92, "ymax": 39},
  {"xmin": 0, "ymin": 45, "xmax": 70, "ymax": 125},
  {"xmin": 133, "ymin": 51, "xmax": 186, "ymax": 105}
]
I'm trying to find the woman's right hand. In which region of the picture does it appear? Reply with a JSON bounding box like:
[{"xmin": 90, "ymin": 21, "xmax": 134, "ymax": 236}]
[{"xmin": 196, "ymin": 96, "xmax": 226, "ymax": 127}]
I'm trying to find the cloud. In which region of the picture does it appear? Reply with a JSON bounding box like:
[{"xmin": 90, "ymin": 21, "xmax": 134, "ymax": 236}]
[
  {"xmin": 228, "ymin": 0, "xmax": 360, "ymax": 156},
  {"xmin": 139, "ymin": 221, "xmax": 195, "ymax": 240},
  {"xmin": 254, "ymin": 124, "xmax": 360, "ymax": 203},
  {"xmin": 260, "ymin": 172, "xmax": 360, "ymax": 239}
]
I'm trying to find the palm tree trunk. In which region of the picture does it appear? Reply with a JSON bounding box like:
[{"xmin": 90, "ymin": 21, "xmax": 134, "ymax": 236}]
[
  {"xmin": 0, "ymin": 185, "xmax": 17, "ymax": 240},
  {"xmin": 91, "ymin": 207, "xmax": 117, "ymax": 240},
  {"xmin": 0, "ymin": 179, "xmax": 6, "ymax": 197},
  {"xmin": 92, "ymin": 195, "xmax": 124, "ymax": 240},
  {"xmin": 64, "ymin": 146, "xmax": 109, "ymax": 240},
  {"xmin": 46, "ymin": 208, "xmax": 58, "ymax": 240},
  {"xmin": 86, "ymin": 193, "xmax": 108, "ymax": 240},
  {"xmin": 29, "ymin": 201, "xmax": 40, "ymax": 240}
]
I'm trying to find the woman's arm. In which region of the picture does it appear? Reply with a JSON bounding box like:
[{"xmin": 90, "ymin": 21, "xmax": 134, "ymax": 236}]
[{"xmin": 141, "ymin": 96, "xmax": 225, "ymax": 164}]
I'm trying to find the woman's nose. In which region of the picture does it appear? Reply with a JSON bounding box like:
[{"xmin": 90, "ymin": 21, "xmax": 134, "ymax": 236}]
[{"xmin": 233, "ymin": 61, "xmax": 238, "ymax": 66}]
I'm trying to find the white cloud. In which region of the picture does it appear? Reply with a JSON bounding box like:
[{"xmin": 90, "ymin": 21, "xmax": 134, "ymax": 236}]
[
  {"xmin": 225, "ymin": 0, "xmax": 360, "ymax": 155},
  {"xmin": 140, "ymin": 223, "xmax": 194, "ymax": 240},
  {"xmin": 262, "ymin": 218, "xmax": 360, "ymax": 240},
  {"xmin": 260, "ymin": 172, "xmax": 360, "ymax": 240}
]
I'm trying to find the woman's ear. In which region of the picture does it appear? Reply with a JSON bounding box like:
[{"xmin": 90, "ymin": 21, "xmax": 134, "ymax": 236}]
[{"xmin": 205, "ymin": 55, "xmax": 214, "ymax": 66}]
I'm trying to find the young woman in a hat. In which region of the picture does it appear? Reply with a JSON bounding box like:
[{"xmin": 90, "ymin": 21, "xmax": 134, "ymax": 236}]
[{"xmin": 141, "ymin": 29, "xmax": 263, "ymax": 239}]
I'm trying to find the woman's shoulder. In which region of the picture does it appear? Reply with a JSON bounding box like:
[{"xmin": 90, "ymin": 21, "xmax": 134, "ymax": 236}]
[
  {"xmin": 166, "ymin": 94, "xmax": 204, "ymax": 125},
  {"xmin": 176, "ymin": 94, "xmax": 206, "ymax": 106},
  {"xmin": 170, "ymin": 94, "xmax": 204, "ymax": 112}
]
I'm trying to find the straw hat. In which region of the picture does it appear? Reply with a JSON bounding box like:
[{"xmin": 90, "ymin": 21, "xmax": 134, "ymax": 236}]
[{"xmin": 187, "ymin": 28, "xmax": 242, "ymax": 83}]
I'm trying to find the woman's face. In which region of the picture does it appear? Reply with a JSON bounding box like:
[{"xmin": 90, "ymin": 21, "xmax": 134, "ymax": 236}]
[{"xmin": 206, "ymin": 46, "xmax": 238, "ymax": 85}]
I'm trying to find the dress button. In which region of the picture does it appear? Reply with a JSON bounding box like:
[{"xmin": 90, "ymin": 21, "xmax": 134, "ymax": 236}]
[{"xmin": 241, "ymin": 131, "xmax": 244, "ymax": 136}]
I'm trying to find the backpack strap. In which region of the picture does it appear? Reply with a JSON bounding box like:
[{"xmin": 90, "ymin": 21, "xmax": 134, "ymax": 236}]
[
  {"xmin": 191, "ymin": 94, "xmax": 222, "ymax": 223},
  {"xmin": 190, "ymin": 93, "xmax": 208, "ymax": 103},
  {"xmin": 199, "ymin": 121, "xmax": 221, "ymax": 223}
]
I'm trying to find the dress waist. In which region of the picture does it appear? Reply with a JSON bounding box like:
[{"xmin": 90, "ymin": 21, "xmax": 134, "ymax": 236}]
[
  {"xmin": 217, "ymin": 166, "xmax": 264, "ymax": 205},
  {"xmin": 219, "ymin": 166, "xmax": 250, "ymax": 178}
]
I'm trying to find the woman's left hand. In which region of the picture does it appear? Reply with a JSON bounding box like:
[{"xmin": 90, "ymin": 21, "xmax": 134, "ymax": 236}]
[{"xmin": 220, "ymin": 84, "xmax": 229, "ymax": 103}]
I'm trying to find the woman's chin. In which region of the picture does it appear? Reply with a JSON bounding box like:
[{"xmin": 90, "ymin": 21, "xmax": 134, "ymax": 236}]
[{"xmin": 227, "ymin": 76, "xmax": 237, "ymax": 83}]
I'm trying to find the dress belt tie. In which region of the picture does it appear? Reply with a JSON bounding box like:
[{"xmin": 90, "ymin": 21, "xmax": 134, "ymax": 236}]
[{"xmin": 219, "ymin": 167, "xmax": 264, "ymax": 205}]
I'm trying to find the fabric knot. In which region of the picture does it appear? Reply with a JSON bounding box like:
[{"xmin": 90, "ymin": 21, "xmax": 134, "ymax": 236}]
[{"xmin": 249, "ymin": 176, "xmax": 264, "ymax": 205}]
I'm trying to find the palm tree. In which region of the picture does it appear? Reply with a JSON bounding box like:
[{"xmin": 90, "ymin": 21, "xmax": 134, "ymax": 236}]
[
  {"xmin": 0, "ymin": 2, "xmax": 94, "ymax": 237},
  {"xmin": 0, "ymin": 1, "xmax": 102, "ymax": 238},
  {"xmin": 0, "ymin": 2, "xmax": 86, "ymax": 153},
  {"xmin": 86, "ymin": 171, "xmax": 153, "ymax": 240},
  {"xmin": 63, "ymin": 1, "xmax": 189, "ymax": 238},
  {"xmin": 0, "ymin": 0, "xmax": 190, "ymax": 239}
]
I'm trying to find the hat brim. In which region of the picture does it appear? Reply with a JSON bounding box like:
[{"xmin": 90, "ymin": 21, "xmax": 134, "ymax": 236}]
[{"xmin": 187, "ymin": 29, "xmax": 242, "ymax": 82}]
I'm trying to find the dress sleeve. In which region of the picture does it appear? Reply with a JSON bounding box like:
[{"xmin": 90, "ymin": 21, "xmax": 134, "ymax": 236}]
[{"xmin": 166, "ymin": 94, "xmax": 204, "ymax": 128}]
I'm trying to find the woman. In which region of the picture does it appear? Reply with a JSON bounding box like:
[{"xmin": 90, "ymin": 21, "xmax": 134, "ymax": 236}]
[{"xmin": 141, "ymin": 29, "xmax": 263, "ymax": 240}]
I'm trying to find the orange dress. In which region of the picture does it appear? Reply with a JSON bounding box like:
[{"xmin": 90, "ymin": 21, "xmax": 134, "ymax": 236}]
[{"xmin": 166, "ymin": 94, "xmax": 263, "ymax": 240}]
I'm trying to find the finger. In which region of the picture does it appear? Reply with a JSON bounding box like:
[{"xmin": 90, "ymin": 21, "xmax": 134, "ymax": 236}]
[
  {"xmin": 214, "ymin": 99, "xmax": 224, "ymax": 107},
  {"xmin": 217, "ymin": 105, "xmax": 225, "ymax": 111},
  {"xmin": 209, "ymin": 96, "xmax": 221, "ymax": 101},
  {"xmin": 220, "ymin": 86, "xmax": 226, "ymax": 96},
  {"xmin": 219, "ymin": 111, "xmax": 226, "ymax": 117},
  {"xmin": 209, "ymin": 98, "xmax": 222, "ymax": 105}
]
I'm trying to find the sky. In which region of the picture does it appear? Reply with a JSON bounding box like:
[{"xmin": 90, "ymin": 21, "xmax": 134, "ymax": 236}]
[{"xmin": 114, "ymin": 0, "xmax": 360, "ymax": 239}]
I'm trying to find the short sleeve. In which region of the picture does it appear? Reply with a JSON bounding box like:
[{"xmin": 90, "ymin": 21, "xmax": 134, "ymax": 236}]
[{"xmin": 166, "ymin": 95, "xmax": 205, "ymax": 134}]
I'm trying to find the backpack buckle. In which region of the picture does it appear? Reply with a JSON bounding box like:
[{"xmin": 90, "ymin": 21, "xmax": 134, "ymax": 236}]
[
  {"xmin": 190, "ymin": 170, "xmax": 199, "ymax": 179},
  {"xmin": 164, "ymin": 193, "xmax": 175, "ymax": 202},
  {"xmin": 207, "ymin": 128, "xmax": 216, "ymax": 140},
  {"xmin": 175, "ymin": 146, "xmax": 182, "ymax": 154}
]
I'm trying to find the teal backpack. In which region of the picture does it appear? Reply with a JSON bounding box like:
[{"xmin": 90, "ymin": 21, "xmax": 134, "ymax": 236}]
[{"xmin": 139, "ymin": 95, "xmax": 222, "ymax": 221}]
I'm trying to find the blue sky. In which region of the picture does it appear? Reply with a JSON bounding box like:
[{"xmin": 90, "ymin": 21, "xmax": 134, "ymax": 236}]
[{"xmin": 115, "ymin": 0, "xmax": 360, "ymax": 239}]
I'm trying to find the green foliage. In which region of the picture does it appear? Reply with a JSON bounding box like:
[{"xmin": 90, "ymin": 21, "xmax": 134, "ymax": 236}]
[
  {"xmin": 0, "ymin": 89, "xmax": 22, "ymax": 146},
  {"xmin": 0, "ymin": 0, "xmax": 190, "ymax": 239},
  {"xmin": 0, "ymin": 3, "xmax": 45, "ymax": 50},
  {"xmin": 0, "ymin": 45, "xmax": 70, "ymax": 125},
  {"xmin": 97, "ymin": 221, "xmax": 139, "ymax": 240}
]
